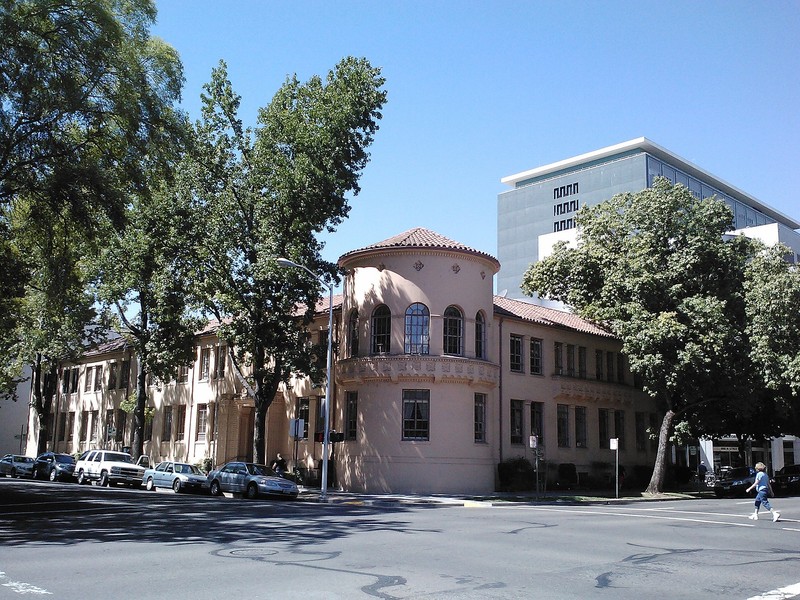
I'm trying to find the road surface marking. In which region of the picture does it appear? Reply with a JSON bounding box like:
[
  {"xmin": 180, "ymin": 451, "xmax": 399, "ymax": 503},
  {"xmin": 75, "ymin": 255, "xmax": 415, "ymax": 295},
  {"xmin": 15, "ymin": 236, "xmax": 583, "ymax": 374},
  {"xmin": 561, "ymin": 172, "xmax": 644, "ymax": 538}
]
[
  {"xmin": 0, "ymin": 572, "xmax": 52, "ymax": 595},
  {"xmin": 747, "ymin": 581, "xmax": 800, "ymax": 599}
]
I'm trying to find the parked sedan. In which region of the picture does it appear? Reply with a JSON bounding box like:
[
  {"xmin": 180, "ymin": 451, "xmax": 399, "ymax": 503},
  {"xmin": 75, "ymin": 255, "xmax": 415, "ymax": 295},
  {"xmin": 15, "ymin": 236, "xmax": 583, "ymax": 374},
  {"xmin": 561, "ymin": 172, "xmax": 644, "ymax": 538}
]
[
  {"xmin": 143, "ymin": 461, "xmax": 208, "ymax": 493},
  {"xmin": 0, "ymin": 454, "xmax": 35, "ymax": 478},
  {"xmin": 773, "ymin": 464, "xmax": 800, "ymax": 496},
  {"xmin": 207, "ymin": 461, "xmax": 299, "ymax": 499},
  {"xmin": 713, "ymin": 466, "xmax": 756, "ymax": 498},
  {"xmin": 33, "ymin": 452, "xmax": 76, "ymax": 481}
]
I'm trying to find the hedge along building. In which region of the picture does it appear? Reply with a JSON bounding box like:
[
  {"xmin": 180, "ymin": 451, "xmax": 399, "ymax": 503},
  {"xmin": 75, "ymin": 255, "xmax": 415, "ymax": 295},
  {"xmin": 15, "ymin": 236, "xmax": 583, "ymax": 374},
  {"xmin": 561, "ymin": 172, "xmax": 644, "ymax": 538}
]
[{"xmin": 27, "ymin": 228, "xmax": 657, "ymax": 494}]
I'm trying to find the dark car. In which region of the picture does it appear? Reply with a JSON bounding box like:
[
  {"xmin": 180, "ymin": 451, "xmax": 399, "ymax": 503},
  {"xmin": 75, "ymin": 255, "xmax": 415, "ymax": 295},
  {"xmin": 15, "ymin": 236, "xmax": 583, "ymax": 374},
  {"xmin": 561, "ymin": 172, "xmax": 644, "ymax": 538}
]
[
  {"xmin": 773, "ymin": 464, "xmax": 800, "ymax": 496},
  {"xmin": 713, "ymin": 466, "xmax": 756, "ymax": 498},
  {"xmin": 33, "ymin": 452, "xmax": 76, "ymax": 482},
  {"xmin": 207, "ymin": 461, "xmax": 299, "ymax": 500}
]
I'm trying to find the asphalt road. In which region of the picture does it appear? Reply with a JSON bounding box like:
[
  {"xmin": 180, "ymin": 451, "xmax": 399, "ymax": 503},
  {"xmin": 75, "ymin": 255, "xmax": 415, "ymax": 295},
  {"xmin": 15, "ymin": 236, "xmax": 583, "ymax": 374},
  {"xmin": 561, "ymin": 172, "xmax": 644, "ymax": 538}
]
[{"xmin": 1, "ymin": 478, "xmax": 799, "ymax": 599}]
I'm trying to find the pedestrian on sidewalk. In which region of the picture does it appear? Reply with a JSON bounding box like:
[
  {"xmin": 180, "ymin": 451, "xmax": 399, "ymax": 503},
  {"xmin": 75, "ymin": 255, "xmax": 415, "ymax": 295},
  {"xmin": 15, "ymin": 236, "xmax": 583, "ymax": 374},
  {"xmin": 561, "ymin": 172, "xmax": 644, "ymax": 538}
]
[{"xmin": 745, "ymin": 462, "xmax": 780, "ymax": 522}]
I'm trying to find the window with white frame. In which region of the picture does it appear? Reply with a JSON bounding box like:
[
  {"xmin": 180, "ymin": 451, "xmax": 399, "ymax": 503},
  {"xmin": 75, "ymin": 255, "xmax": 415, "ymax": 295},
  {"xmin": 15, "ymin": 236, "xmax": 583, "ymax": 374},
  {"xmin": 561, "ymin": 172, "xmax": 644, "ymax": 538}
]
[
  {"xmin": 404, "ymin": 303, "xmax": 430, "ymax": 355},
  {"xmin": 196, "ymin": 404, "xmax": 208, "ymax": 441},
  {"xmin": 176, "ymin": 405, "xmax": 186, "ymax": 440},
  {"xmin": 200, "ymin": 348, "xmax": 211, "ymax": 380}
]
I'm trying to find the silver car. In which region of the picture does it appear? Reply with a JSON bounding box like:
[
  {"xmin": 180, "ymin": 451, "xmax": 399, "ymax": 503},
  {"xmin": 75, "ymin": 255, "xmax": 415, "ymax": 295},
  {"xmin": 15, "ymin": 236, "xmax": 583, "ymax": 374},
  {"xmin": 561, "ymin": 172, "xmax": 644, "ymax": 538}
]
[
  {"xmin": 143, "ymin": 461, "xmax": 208, "ymax": 493},
  {"xmin": 0, "ymin": 454, "xmax": 35, "ymax": 478},
  {"xmin": 207, "ymin": 461, "xmax": 299, "ymax": 499}
]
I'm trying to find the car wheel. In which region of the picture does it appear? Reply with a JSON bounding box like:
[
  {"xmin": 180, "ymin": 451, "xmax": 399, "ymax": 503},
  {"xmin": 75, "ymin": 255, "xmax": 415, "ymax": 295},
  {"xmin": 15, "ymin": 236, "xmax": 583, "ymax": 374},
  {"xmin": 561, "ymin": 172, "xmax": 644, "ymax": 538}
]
[
  {"xmin": 210, "ymin": 480, "xmax": 222, "ymax": 497},
  {"xmin": 172, "ymin": 479, "xmax": 182, "ymax": 493},
  {"xmin": 77, "ymin": 470, "xmax": 86, "ymax": 485},
  {"xmin": 146, "ymin": 477, "xmax": 155, "ymax": 491},
  {"xmin": 10, "ymin": 468, "xmax": 17, "ymax": 478},
  {"xmin": 49, "ymin": 469, "xmax": 57, "ymax": 482},
  {"xmin": 246, "ymin": 483, "xmax": 258, "ymax": 500},
  {"xmin": 99, "ymin": 471, "xmax": 109, "ymax": 487}
]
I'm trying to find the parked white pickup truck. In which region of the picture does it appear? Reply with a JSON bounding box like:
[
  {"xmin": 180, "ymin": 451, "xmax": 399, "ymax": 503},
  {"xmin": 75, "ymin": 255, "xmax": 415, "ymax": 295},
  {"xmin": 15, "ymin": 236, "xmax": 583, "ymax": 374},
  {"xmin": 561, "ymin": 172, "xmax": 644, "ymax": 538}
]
[{"xmin": 74, "ymin": 450, "xmax": 148, "ymax": 487}]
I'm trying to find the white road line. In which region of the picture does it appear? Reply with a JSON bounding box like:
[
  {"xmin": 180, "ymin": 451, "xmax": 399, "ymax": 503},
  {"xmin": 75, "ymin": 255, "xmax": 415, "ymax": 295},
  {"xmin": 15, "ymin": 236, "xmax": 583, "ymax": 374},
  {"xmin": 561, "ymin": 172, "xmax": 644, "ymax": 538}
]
[
  {"xmin": 0, "ymin": 572, "xmax": 52, "ymax": 595},
  {"xmin": 747, "ymin": 581, "xmax": 800, "ymax": 599}
]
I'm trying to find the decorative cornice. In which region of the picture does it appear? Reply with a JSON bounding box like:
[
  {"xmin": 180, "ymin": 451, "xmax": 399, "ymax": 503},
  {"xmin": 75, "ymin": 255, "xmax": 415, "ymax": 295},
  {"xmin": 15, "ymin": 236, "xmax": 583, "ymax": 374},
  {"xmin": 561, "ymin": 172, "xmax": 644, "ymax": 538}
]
[{"xmin": 338, "ymin": 355, "xmax": 500, "ymax": 387}]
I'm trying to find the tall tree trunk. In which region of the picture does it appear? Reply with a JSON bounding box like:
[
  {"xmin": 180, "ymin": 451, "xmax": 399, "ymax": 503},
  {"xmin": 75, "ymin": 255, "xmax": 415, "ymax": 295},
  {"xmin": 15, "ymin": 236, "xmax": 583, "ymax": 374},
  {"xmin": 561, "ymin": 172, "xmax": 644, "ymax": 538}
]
[
  {"xmin": 131, "ymin": 353, "xmax": 147, "ymax": 460},
  {"xmin": 30, "ymin": 353, "xmax": 57, "ymax": 455},
  {"xmin": 645, "ymin": 409, "xmax": 675, "ymax": 495}
]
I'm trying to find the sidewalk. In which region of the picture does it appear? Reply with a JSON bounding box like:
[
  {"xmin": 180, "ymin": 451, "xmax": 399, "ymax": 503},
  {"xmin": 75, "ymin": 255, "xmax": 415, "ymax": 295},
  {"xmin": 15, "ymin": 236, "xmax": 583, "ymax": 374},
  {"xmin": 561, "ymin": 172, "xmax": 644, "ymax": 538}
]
[{"xmin": 295, "ymin": 486, "xmax": 712, "ymax": 507}]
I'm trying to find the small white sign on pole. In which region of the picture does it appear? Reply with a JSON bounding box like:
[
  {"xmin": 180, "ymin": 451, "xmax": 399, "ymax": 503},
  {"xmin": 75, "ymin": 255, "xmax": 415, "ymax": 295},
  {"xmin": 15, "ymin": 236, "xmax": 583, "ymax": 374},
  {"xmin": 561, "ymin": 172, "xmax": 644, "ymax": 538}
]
[{"xmin": 609, "ymin": 438, "xmax": 618, "ymax": 450}]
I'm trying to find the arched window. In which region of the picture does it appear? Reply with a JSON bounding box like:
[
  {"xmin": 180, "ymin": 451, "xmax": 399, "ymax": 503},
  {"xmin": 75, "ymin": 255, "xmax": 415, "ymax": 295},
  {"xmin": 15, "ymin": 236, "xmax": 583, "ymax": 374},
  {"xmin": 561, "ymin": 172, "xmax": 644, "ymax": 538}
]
[
  {"xmin": 475, "ymin": 311, "xmax": 486, "ymax": 359},
  {"xmin": 348, "ymin": 309, "xmax": 359, "ymax": 357},
  {"xmin": 404, "ymin": 303, "xmax": 430, "ymax": 355},
  {"xmin": 443, "ymin": 306, "xmax": 463, "ymax": 356},
  {"xmin": 371, "ymin": 305, "xmax": 391, "ymax": 354}
]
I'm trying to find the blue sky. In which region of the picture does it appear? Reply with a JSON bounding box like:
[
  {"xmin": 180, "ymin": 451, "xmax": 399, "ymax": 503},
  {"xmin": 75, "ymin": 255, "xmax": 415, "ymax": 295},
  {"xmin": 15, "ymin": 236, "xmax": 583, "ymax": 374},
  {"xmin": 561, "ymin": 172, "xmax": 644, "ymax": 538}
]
[{"xmin": 152, "ymin": 1, "xmax": 799, "ymax": 276}]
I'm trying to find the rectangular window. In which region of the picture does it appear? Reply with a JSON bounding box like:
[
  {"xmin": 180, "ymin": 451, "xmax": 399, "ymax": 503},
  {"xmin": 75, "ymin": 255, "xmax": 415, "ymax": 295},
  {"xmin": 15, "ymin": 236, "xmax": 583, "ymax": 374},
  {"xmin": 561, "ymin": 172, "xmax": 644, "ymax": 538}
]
[
  {"xmin": 177, "ymin": 364, "xmax": 189, "ymax": 384},
  {"xmin": 615, "ymin": 410, "xmax": 626, "ymax": 450},
  {"xmin": 509, "ymin": 334, "xmax": 523, "ymax": 373},
  {"xmin": 474, "ymin": 393, "xmax": 486, "ymax": 443},
  {"xmin": 200, "ymin": 348, "xmax": 211, "ymax": 380},
  {"xmin": 162, "ymin": 406, "xmax": 173, "ymax": 441},
  {"xmin": 214, "ymin": 345, "xmax": 226, "ymax": 378},
  {"xmin": 61, "ymin": 370, "xmax": 69, "ymax": 394},
  {"xmin": 119, "ymin": 360, "xmax": 130, "ymax": 389},
  {"xmin": 510, "ymin": 399, "xmax": 523, "ymax": 445},
  {"xmin": 115, "ymin": 409, "xmax": 126, "ymax": 443},
  {"xmin": 108, "ymin": 363, "xmax": 118, "ymax": 390},
  {"xmin": 402, "ymin": 389, "xmax": 430, "ymax": 441},
  {"xmin": 298, "ymin": 398, "xmax": 310, "ymax": 439},
  {"xmin": 144, "ymin": 415, "xmax": 153, "ymax": 442},
  {"xmin": 176, "ymin": 405, "xmax": 186, "ymax": 440},
  {"xmin": 196, "ymin": 404, "xmax": 208, "ymax": 441},
  {"xmin": 345, "ymin": 391, "xmax": 358, "ymax": 441},
  {"xmin": 635, "ymin": 412, "xmax": 647, "ymax": 451},
  {"xmin": 67, "ymin": 412, "xmax": 75, "ymax": 441},
  {"xmin": 531, "ymin": 402, "xmax": 544, "ymax": 446},
  {"xmin": 616, "ymin": 353, "xmax": 625, "ymax": 384},
  {"xmin": 84, "ymin": 366, "xmax": 94, "ymax": 392},
  {"xmin": 57, "ymin": 412, "xmax": 67, "ymax": 441},
  {"xmin": 575, "ymin": 406, "xmax": 587, "ymax": 448},
  {"xmin": 606, "ymin": 352, "xmax": 614, "ymax": 382},
  {"xmin": 94, "ymin": 365, "xmax": 102, "ymax": 391},
  {"xmin": 554, "ymin": 342, "xmax": 563, "ymax": 375},
  {"xmin": 557, "ymin": 404, "xmax": 570, "ymax": 447},
  {"xmin": 90, "ymin": 410, "xmax": 99, "ymax": 442},
  {"xmin": 599, "ymin": 408, "xmax": 610, "ymax": 449},
  {"xmin": 79, "ymin": 411, "xmax": 88, "ymax": 441},
  {"xmin": 70, "ymin": 368, "xmax": 79, "ymax": 394},
  {"xmin": 566, "ymin": 344, "xmax": 575, "ymax": 377},
  {"xmin": 316, "ymin": 397, "xmax": 325, "ymax": 439},
  {"xmin": 529, "ymin": 338, "xmax": 543, "ymax": 375},
  {"xmin": 595, "ymin": 350, "xmax": 603, "ymax": 380},
  {"xmin": 578, "ymin": 347, "xmax": 587, "ymax": 378}
]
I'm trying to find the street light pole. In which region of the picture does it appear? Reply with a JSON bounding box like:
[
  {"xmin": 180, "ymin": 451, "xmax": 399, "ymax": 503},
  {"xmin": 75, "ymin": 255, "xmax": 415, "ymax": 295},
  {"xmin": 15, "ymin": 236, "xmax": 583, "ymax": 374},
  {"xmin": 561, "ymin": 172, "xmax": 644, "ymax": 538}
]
[{"xmin": 277, "ymin": 258, "xmax": 333, "ymax": 501}]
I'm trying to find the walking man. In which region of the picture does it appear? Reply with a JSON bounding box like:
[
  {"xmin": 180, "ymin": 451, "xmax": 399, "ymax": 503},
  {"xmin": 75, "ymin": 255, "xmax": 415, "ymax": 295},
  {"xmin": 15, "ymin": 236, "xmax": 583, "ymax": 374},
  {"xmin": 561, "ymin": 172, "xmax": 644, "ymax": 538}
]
[{"xmin": 745, "ymin": 462, "xmax": 780, "ymax": 522}]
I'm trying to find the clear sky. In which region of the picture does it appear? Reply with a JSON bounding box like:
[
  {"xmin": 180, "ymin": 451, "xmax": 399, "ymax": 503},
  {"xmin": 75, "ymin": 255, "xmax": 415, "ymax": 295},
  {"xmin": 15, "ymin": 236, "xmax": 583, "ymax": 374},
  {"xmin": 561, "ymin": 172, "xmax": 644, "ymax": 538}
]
[{"xmin": 152, "ymin": 1, "xmax": 799, "ymax": 278}]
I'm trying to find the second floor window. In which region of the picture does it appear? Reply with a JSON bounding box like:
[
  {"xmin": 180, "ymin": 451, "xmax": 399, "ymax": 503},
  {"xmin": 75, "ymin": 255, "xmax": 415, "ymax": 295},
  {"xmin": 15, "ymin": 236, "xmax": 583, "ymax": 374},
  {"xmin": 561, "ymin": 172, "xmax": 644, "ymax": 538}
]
[
  {"xmin": 475, "ymin": 311, "xmax": 486, "ymax": 359},
  {"xmin": 530, "ymin": 338, "xmax": 542, "ymax": 375},
  {"xmin": 348, "ymin": 309, "xmax": 359, "ymax": 357},
  {"xmin": 404, "ymin": 303, "xmax": 430, "ymax": 355},
  {"xmin": 443, "ymin": 306, "xmax": 463, "ymax": 355},
  {"xmin": 200, "ymin": 348, "xmax": 211, "ymax": 380},
  {"xmin": 371, "ymin": 305, "xmax": 391, "ymax": 354},
  {"xmin": 509, "ymin": 334, "xmax": 523, "ymax": 373},
  {"xmin": 554, "ymin": 342, "xmax": 564, "ymax": 375}
]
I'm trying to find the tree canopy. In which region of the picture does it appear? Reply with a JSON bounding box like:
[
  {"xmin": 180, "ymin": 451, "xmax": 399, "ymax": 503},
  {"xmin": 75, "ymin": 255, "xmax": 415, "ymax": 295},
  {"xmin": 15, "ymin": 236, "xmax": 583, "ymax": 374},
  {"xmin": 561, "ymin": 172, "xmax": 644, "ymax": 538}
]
[
  {"xmin": 181, "ymin": 57, "xmax": 387, "ymax": 463},
  {"xmin": 522, "ymin": 178, "xmax": 800, "ymax": 493}
]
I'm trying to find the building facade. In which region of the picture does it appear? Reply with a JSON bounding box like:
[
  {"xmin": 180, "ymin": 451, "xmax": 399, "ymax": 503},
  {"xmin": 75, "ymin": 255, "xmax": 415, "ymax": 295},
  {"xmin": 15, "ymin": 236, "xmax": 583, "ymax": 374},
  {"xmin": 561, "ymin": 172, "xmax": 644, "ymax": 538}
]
[
  {"xmin": 497, "ymin": 138, "xmax": 800, "ymax": 473},
  {"xmin": 497, "ymin": 137, "xmax": 800, "ymax": 300},
  {"xmin": 26, "ymin": 228, "xmax": 659, "ymax": 494}
]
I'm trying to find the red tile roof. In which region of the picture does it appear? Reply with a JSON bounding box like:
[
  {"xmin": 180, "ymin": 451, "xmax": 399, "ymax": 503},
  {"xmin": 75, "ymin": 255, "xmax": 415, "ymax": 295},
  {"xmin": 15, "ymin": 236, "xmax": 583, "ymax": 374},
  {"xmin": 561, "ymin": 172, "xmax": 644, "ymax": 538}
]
[
  {"xmin": 493, "ymin": 295, "xmax": 615, "ymax": 338},
  {"xmin": 339, "ymin": 227, "xmax": 500, "ymax": 269}
]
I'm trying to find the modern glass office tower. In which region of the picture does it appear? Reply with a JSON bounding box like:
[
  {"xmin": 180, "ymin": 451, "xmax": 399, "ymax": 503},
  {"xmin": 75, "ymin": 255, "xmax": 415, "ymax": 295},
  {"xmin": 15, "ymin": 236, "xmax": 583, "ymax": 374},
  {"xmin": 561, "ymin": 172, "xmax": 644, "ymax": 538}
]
[{"xmin": 497, "ymin": 137, "xmax": 800, "ymax": 300}]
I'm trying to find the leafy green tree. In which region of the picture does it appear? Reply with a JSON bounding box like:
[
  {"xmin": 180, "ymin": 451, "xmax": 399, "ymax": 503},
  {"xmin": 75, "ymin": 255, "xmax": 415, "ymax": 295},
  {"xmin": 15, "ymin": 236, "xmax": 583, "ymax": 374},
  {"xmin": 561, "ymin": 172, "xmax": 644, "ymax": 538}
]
[
  {"xmin": 93, "ymin": 182, "xmax": 202, "ymax": 461},
  {"xmin": 0, "ymin": 0, "xmax": 186, "ymax": 362},
  {"xmin": 522, "ymin": 178, "xmax": 761, "ymax": 494},
  {"xmin": 183, "ymin": 58, "xmax": 386, "ymax": 464}
]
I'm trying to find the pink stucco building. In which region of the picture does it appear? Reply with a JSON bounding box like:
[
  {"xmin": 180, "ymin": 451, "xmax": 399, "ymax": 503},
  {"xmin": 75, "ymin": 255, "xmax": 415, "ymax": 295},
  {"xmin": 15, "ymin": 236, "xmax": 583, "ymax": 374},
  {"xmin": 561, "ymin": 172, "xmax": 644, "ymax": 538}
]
[{"xmin": 27, "ymin": 227, "xmax": 658, "ymax": 494}]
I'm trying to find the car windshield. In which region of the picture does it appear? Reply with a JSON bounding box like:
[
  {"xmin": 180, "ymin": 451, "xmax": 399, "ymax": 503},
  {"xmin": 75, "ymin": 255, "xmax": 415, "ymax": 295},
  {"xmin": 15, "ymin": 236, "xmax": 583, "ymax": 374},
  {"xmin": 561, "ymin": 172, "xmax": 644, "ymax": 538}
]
[
  {"xmin": 55, "ymin": 455, "xmax": 75, "ymax": 464},
  {"xmin": 727, "ymin": 467, "xmax": 752, "ymax": 479},
  {"xmin": 105, "ymin": 452, "xmax": 133, "ymax": 463},
  {"xmin": 175, "ymin": 463, "xmax": 201, "ymax": 475},
  {"xmin": 248, "ymin": 464, "xmax": 277, "ymax": 477}
]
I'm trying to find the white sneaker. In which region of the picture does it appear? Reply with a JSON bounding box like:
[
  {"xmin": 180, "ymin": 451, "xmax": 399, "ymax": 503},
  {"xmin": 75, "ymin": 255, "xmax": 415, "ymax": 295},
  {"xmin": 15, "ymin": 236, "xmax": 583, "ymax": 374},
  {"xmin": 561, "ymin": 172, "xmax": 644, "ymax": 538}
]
[
  {"xmin": 748, "ymin": 512, "xmax": 758, "ymax": 520},
  {"xmin": 772, "ymin": 511, "xmax": 780, "ymax": 522}
]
